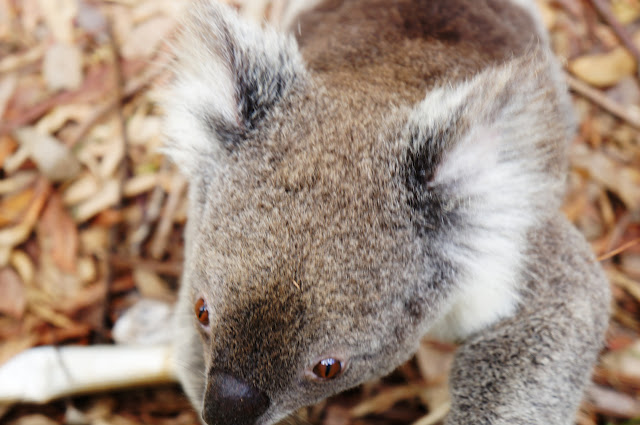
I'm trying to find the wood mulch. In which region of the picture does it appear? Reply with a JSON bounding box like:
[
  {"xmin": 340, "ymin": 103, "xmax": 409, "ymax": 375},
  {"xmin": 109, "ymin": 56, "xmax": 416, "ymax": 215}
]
[{"xmin": 1, "ymin": 0, "xmax": 640, "ymax": 424}]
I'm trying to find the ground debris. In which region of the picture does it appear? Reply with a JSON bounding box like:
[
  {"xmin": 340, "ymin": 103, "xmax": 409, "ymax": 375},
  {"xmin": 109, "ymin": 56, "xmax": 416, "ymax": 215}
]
[{"xmin": 0, "ymin": 0, "xmax": 638, "ymax": 424}]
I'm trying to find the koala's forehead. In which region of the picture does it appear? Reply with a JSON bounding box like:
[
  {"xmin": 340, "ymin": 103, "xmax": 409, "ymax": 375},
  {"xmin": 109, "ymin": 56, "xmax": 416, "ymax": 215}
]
[
  {"xmin": 192, "ymin": 92, "xmax": 412, "ymax": 261},
  {"xmin": 185, "ymin": 86, "xmax": 425, "ymax": 327}
]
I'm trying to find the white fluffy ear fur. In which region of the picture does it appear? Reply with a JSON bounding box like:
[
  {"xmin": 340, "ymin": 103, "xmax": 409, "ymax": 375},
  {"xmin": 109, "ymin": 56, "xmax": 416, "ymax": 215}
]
[
  {"xmin": 415, "ymin": 50, "xmax": 575, "ymax": 340},
  {"xmin": 162, "ymin": 0, "xmax": 307, "ymax": 176}
]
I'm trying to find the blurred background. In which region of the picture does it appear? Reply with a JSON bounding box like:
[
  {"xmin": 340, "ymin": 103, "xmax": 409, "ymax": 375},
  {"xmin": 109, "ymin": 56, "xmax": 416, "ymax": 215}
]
[{"xmin": 0, "ymin": 0, "xmax": 639, "ymax": 424}]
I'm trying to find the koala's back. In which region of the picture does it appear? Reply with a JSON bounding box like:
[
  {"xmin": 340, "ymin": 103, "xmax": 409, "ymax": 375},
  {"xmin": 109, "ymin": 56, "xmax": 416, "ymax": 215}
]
[{"xmin": 290, "ymin": 0, "xmax": 542, "ymax": 99}]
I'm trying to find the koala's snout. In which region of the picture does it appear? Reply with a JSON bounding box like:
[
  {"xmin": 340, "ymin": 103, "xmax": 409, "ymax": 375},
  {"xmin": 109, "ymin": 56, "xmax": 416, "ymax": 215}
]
[{"xmin": 202, "ymin": 370, "xmax": 270, "ymax": 425}]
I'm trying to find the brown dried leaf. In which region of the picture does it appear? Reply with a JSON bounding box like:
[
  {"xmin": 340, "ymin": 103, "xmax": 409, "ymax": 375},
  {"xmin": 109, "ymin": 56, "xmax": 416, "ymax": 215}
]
[
  {"xmin": 39, "ymin": 193, "xmax": 78, "ymax": 273},
  {"xmin": 133, "ymin": 267, "xmax": 175, "ymax": 302},
  {"xmin": 0, "ymin": 267, "xmax": 26, "ymax": 319},
  {"xmin": 0, "ymin": 178, "xmax": 51, "ymax": 249},
  {"xmin": 569, "ymin": 48, "xmax": 636, "ymax": 88},
  {"xmin": 0, "ymin": 186, "xmax": 34, "ymax": 227},
  {"xmin": 54, "ymin": 281, "xmax": 107, "ymax": 317}
]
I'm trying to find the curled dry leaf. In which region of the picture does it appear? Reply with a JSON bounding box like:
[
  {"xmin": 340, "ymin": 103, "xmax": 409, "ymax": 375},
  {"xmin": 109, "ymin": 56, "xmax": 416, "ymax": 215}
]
[
  {"xmin": 0, "ymin": 186, "xmax": 35, "ymax": 227},
  {"xmin": 14, "ymin": 127, "xmax": 81, "ymax": 182},
  {"xmin": 72, "ymin": 179, "xmax": 120, "ymax": 222},
  {"xmin": 63, "ymin": 173, "xmax": 99, "ymax": 206},
  {"xmin": 123, "ymin": 173, "xmax": 158, "ymax": 198},
  {"xmin": 0, "ymin": 171, "xmax": 39, "ymax": 196},
  {"xmin": 0, "ymin": 178, "xmax": 51, "ymax": 250},
  {"xmin": 10, "ymin": 250, "xmax": 35, "ymax": 287}
]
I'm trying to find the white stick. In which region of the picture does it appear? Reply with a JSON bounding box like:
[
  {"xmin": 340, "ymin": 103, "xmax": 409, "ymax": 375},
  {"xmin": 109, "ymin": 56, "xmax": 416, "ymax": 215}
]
[{"xmin": 0, "ymin": 345, "xmax": 177, "ymax": 404}]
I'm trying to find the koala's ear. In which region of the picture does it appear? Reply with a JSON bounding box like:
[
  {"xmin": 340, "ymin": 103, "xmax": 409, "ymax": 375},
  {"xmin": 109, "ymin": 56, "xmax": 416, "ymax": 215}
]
[
  {"xmin": 404, "ymin": 49, "xmax": 575, "ymax": 339},
  {"xmin": 405, "ymin": 48, "xmax": 574, "ymax": 218},
  {"xmin": 163, "ymin": 0, "xmax": 307, "ymax": 175}
]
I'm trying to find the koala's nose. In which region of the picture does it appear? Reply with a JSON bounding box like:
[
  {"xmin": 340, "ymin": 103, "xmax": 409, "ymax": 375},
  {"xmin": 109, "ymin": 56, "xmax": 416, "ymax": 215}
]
[{"xmin": 202, "ymin": 370, "xmax": 270, "ymax": 425}]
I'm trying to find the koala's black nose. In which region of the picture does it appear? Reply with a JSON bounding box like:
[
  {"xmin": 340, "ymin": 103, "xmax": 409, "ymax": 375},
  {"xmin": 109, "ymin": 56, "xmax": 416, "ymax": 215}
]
[{"xmin": 202, "ymin": 370, "xmax": 270, "ymax": 425}]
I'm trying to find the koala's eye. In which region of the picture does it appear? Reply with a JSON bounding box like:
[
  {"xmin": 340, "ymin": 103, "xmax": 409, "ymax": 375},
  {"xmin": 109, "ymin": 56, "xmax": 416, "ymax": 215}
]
[
  {"xmin": 194, "ymin": 298, "xmax": 209, "ymax": 326},
  {"xmin": 312, "ymin": 358, "xmax": 342, "ymax": 380}
]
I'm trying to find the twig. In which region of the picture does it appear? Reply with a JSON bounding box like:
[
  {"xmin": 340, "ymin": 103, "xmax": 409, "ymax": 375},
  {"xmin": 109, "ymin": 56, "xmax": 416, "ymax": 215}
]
[
  {"xmin": 598, "ymin": 238, "xmax": 640, "ymax": 262},
  {"xmin": 109, "ymin": 255, "xmax": 183, "ymax": 276},
  {"xmin": 129, "ymin": 162, "xmax": 169, "ymax": 255},
  {"xmin": 601, "ymin": 211, "xmax": 633, "ymax": 257},
  {"xmin": 67, "ymin": 56, "xmax": 170, "ymax": 147},
  {"xmin": 150, "ymin": 173, "xmax": 188, "ymax": 259},
  {"xmin": 94, "ymin": 18, "xmax": 131, "ymax": 343},
  {"xmin": 589, "ymin": 0, "xmax": 640, "ymax": 77},
  {"xmin": 566, "ymin": 73, "xmax": 640, "ymax": 130}
]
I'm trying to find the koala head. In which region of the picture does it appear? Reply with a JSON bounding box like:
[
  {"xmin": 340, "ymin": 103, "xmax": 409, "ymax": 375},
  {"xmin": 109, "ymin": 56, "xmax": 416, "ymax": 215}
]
[{"xmin": 163, "ymin": 2, "xmax": 574, "ymax": 425}]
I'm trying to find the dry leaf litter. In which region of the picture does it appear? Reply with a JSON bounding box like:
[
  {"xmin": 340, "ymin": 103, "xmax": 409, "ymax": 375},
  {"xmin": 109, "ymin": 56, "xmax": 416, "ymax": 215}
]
[{"xmin": 0, "ymin": 0, "xmax": 639, "ymax": 424}]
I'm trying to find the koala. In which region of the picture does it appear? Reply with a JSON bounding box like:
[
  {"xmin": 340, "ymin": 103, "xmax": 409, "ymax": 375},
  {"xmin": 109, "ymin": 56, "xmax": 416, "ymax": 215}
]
[{"xmin": 163, "ymin": 0, "xmax": 611, "ymax": 424}]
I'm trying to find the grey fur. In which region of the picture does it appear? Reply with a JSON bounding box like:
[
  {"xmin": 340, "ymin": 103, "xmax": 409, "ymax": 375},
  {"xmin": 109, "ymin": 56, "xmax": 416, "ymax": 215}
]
[{"xmin": 164, "ymin": 1, "xmax": 611, "ymax": 424}]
